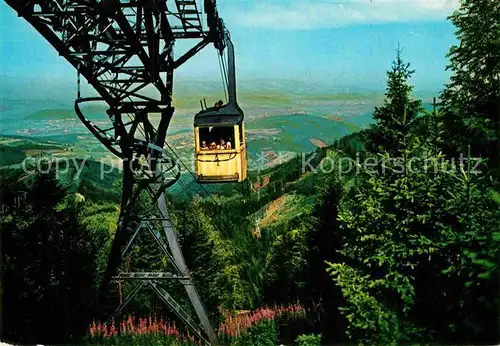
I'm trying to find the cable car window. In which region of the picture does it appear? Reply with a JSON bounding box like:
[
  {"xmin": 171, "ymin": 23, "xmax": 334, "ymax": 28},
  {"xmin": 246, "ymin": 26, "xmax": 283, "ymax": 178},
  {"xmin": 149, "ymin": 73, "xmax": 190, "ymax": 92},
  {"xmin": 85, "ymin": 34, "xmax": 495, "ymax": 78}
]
[
  {"xmin": 198, "ymin": 126, "xmax": 235, "ymax": 150},
  {"xmin": 239, "ymin": 124, "xmax": 244, "ymax": 145}
]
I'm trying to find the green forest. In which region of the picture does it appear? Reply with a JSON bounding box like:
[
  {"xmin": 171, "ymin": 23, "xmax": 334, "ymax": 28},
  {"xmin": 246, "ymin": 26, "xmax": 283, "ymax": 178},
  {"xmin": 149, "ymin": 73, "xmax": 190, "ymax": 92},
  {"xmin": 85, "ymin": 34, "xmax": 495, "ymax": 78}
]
[{"xmin": 1, "ymin": 1, "xmax": 499, "ymax": 345}]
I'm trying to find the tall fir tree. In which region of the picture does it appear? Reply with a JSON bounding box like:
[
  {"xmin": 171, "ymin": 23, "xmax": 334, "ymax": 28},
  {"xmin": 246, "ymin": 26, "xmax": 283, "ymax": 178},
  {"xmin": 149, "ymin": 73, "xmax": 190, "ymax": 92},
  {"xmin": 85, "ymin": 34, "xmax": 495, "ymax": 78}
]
[
  {"xmin": 2, "ymin": 169, "xmax": 101, "ymax": 344},
  {"xmin": 327, "ymin": 48, "xmax": 500, "ymax": 345},
  {"xmin": 440, "ymin": 0, "xmax": 500, "ymax": 174},
  {"xmin": 369, "ymin": 48, "xmax": 423, "ymax": 155}
]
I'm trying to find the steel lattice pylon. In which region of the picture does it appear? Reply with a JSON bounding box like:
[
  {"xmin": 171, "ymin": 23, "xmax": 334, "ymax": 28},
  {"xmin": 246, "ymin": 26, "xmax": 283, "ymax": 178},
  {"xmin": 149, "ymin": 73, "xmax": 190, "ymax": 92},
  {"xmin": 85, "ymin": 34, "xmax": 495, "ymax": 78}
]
[{"xmin": 5, "ymin": 0, "xmax": 228, "ymax": 343}]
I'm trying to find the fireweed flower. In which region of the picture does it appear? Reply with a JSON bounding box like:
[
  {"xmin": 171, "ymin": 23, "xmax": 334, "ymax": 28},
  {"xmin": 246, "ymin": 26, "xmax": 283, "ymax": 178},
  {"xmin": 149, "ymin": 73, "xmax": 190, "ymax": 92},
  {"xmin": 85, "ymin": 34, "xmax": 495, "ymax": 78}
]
[
  {"xmin": 88, "ymin": 314, "xmax": 190, "ymax": 344},
  {"xmin": 87, "ymin": 304, "xmax": 305, "ymax": 344},
  {"xmin": 216, "ymin": 303, "xmax": 305, "ymax": 339}
]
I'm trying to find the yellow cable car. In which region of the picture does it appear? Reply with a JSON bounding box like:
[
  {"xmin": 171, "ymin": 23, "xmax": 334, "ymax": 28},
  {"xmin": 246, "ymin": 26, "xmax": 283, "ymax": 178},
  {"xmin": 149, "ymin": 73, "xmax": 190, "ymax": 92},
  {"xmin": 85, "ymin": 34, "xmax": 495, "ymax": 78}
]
[
  {"xmin": 193, "ymin": 28, "xmax": 247, "ymax": 184},
  {"xmin": 194, "ymin": 103, "xmax": 247, "ymax": 183}
]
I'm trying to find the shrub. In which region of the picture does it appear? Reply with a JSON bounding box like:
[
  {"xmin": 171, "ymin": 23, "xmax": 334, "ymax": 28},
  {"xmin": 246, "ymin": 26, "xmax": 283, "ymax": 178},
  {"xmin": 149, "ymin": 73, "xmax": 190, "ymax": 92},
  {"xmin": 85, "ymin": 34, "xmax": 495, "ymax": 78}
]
[{"xmin": 296, "ymin": 333, "xmax": 322, "ymax": 346}]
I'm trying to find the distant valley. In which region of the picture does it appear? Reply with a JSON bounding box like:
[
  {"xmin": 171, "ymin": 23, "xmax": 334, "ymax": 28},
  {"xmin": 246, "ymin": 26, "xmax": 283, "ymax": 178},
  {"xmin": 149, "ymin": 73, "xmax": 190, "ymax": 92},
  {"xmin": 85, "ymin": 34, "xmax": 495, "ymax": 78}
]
[{"xmin": 0, "ymin": 78, "xmax": 440, "ymax": 170}]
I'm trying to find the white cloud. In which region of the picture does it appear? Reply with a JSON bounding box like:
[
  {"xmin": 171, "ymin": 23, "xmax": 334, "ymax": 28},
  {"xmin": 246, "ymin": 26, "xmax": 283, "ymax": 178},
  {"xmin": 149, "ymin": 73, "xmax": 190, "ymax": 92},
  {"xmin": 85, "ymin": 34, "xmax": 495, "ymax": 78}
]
[{"xmin": 225, "ymin": 0, "xmax": 461, "ymax": 30}]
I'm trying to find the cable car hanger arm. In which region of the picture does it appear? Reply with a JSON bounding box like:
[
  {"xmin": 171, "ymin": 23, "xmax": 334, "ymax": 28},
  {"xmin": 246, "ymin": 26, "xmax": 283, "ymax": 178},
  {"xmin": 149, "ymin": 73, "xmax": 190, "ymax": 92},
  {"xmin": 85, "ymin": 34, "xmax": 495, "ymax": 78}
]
[{"xmin": 223, "ymin": 28, "xmax": 237, "ymax": 106}]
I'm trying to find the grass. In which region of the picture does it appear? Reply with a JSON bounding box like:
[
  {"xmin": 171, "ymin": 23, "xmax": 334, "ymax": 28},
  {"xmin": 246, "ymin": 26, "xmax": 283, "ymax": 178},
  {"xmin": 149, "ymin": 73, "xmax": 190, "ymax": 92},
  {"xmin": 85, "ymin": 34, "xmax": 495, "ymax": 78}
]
[{"xmin": 251, "ymin": 192, "xmax": 318, "ymax": 235}]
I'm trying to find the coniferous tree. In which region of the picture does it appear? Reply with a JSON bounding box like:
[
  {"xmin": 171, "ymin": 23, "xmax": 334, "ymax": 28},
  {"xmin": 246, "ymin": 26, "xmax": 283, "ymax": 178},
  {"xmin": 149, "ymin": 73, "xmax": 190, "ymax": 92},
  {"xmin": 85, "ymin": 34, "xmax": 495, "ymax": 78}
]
[
  {"xmin": 440, "ymin": 0, "xmax": 500, "ymax": 172},
  {"xmin": 326, "ymin": 49, "xmax": 500, "ymax": 345},
  {"xmin": 369, "ymin": 48, "xmax": 423, "ymax": 155},
  {"xmin": 2, "ymin": 169, "xmax": 101, "ymax": 344},
  {"xmin": 303, "ymin": 179, "xmax": 346, "ymax": 344},
  {"xmin": 419, "ymin": 97, "xmax": 445, "ymax": 153}
]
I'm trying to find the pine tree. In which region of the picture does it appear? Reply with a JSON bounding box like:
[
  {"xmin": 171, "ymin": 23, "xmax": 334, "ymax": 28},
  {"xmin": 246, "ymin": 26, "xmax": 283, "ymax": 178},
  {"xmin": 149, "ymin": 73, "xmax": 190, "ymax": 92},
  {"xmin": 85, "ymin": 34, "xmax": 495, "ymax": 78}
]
[
  {"xmin": 369, "ymin": 48, "xmax": 423, "ymax": 155},
  {"xmin": 2, "ymin": 169, "xmax": 101, "ymax": 344},
  {"xmin": 440, "ymin": 0, "xmax": 500, "ymax": 173},
  {"xmin": 327, "ymin": 49, "xmax": 500, "ymax": 344},
  {"xmin": 422, "ymin": 97, "xmax": 445, "ymax": 152}
]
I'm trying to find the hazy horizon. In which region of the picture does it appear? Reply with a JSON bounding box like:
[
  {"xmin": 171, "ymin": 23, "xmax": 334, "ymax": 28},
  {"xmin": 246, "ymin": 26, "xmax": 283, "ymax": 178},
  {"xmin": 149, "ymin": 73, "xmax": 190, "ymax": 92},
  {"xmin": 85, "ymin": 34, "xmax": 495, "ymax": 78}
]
[
  {"xmin": 1, "ymin": 0, "xmax": 460, "ymax": 101},
  {"xmin": 0, "ymin": 74, "xmax": 447, "ymax": 103}
]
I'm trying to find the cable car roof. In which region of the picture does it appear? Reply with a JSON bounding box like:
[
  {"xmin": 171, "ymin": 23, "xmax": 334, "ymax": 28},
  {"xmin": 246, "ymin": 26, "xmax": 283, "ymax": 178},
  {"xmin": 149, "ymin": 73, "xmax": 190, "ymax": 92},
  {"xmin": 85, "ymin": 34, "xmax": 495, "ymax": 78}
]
[{"xmin": 194, "ymin": 104, "xmax": 244, "ymax": 126}]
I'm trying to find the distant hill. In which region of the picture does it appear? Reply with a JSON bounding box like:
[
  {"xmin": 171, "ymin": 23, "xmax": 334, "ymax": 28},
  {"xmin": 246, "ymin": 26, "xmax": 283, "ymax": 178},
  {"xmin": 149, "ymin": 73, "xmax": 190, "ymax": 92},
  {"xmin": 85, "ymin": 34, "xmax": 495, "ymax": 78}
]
[{"xmin": 1, "ymin": 74, "xmax": 439, "ymax": 103}]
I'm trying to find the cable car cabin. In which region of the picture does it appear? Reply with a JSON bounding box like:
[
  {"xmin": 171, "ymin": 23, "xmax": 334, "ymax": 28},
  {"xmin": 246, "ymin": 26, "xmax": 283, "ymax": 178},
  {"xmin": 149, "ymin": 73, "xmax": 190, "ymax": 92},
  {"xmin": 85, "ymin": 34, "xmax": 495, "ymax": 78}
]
[{"xmin": 194, "ymin": 104, "xmax": 247, "ymax": 183}]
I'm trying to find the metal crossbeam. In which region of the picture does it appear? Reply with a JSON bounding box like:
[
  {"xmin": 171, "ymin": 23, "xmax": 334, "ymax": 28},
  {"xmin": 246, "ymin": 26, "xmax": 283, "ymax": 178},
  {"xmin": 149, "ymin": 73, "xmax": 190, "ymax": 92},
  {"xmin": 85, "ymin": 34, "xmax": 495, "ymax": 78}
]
[
  {"xmin": 149, "ymin": 281, "xmax": 209, "ymax": 344},
  {"xmin": 106, "ymin": 281, "xmax": 147, "ymax": 325},
  {"xmin": 5, "ymin": 0, "xmax": 229, "ymax": 344},
  {"xmin": 112, "ymin": 272, "xmax": 189, "ymax": 280},
  {"xmin": 104, "ymin": 165, "xmax": 216, "ymax": 344}
]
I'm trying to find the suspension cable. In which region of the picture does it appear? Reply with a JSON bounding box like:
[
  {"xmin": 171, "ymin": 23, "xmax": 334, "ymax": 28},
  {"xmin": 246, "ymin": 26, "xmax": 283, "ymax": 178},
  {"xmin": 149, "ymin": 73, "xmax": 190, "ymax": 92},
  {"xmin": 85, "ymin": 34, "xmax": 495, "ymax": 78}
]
[
  {"xmin": 174, "ymin": 174, "xmax": 194, "ymax": 201},
  {"xmin": 123, "ymin": 112, "xmax": 196, "ymax": 205},
  {"xmin": 162, "ymin": 140, "xmax": 219, "ymax": 206},
  {"xmin": 116, "ymin": 119, "xmax": 223, "ymax": 289},
  {"xmin": 127, "ymin": 114, "xmax": 196, "ymax": 208},
  {"xmin": 122, "ymin": 96, "xmax": 220, "ymax": 207},
  {"xmin": 123, "ymin": 107, "xmax": 230, "ymax": 271},
  {"xmin": 131, "ymin": 106, "xmax": 219, "ymax": 206},
  {"xmin": 129, "ymin": 115, "xmax": 219, "ymax": 206},
  {"xmin": 217, "ymin": 51, "xmax": 228, "ymax": 103}
]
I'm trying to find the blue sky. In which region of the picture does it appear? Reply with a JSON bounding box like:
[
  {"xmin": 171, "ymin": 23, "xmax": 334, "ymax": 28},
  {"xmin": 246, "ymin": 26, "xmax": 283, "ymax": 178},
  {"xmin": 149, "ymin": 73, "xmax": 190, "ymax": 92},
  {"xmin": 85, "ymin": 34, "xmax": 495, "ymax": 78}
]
[{"xmin": 1, "ymin": 0, "xmax": 460, "ymax": 97}]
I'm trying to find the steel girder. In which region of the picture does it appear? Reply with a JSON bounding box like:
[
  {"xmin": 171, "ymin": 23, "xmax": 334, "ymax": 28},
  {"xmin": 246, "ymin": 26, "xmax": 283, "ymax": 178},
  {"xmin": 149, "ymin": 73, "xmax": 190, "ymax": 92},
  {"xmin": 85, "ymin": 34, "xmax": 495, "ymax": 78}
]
[{"xmin": 5, "ymin": 0, "xmax": 227, "ymax": 344}]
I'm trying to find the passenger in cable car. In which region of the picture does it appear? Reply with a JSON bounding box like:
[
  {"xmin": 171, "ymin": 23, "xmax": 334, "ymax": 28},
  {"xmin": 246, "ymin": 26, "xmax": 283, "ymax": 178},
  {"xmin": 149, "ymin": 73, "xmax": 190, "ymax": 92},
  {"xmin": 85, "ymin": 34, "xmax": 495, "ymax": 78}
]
[
  {"xmin": 200, "ymin": 140, "xmax": 209, "ymax": 150},
  {"xmin": 209, "ymin": 141, "xmax": 217, "ymax": 150},
  {"xmin": 220, "ymin": 139, "xmax": 226, "ymax": 149},
  {"xmin": 214, "ymin": 100, "xmax": 224, "ymax": 111},
  {"xmin": 226, "ymin": 140, "xmax": 232, "ymax": 149}
]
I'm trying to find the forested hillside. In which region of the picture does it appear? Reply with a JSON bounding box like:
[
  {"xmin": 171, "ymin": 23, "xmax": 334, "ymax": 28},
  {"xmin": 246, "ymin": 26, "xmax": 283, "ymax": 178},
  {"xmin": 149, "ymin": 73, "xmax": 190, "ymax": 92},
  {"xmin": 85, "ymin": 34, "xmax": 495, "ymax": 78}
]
[{"xmin": 1, "ymin": 1, "xmax": 499, "ymax": 345}]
